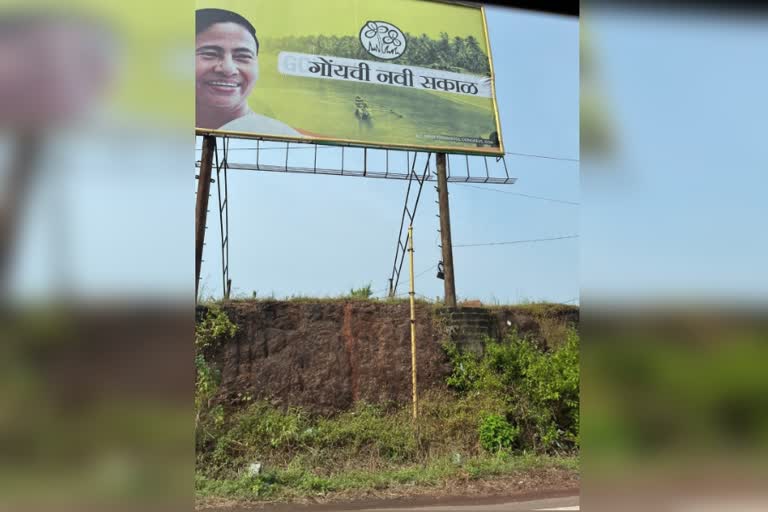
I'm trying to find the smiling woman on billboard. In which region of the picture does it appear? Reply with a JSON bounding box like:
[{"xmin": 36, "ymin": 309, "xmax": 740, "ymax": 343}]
[{"xmin": 195, "ymin": 8, "xmax": 302, "ymax": 136}]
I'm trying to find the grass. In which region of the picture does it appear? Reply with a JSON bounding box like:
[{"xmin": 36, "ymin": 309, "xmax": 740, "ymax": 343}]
[
  {"xmin": 196, "ymin": 390, "xmax": 578, "ymax": 502},
  {"xmin": 196, "ymin": 453, "xmax": 577, "ymax": 501},
  {"xmin": 483, "ymin": 301, "xmax": 579, "ymax": 313},
  {"xmin": 203, "ymin": 294, "xmax": 434, "ymax": 306},
  {"xmin": 194, "ymin": 301, "xmax": 580, "ymax": 504},
  {"xmin": 203, "ymin": 294, "xmax": 579, "ymax": 309}
]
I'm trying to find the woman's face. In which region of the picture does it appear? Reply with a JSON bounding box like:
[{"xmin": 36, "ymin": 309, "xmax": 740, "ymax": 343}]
[{"xmin": 195, "ymin": 22, "xmax": 258, "ymax": 111}]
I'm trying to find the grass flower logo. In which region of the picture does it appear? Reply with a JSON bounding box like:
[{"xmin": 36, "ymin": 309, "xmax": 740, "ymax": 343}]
[{"xmin": 359, "ymin": 21, "xmax": 406, "ymax": 60}]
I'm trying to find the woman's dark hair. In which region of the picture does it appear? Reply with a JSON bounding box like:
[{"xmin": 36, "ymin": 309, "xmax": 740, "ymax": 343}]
[{"xmin": 196, "ymin": 8, "xmax": 259, "ymax": 54}]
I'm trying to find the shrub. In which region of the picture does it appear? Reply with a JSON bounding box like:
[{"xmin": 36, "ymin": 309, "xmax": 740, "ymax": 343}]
[
  {"xmin": 196, "ymin": 306, "xmax": 237, "ymax": 449},
  {"xmin": 478, "ymin": 414, "xmax": 519, "ymax": 453},
  {"xmin": 314, "ymin": 403, "xmax": 418, "ymax": 462},
  {"xmin": 196, "ymin": 305, "xmax": 237, "ymax": 351},
  {"xmin": 348, "ymin": 283, "xmax": 373, "ymax": 299},
  {"xmin": 444, "ymin": 327, "xmax": 579, "ymax": 453}
]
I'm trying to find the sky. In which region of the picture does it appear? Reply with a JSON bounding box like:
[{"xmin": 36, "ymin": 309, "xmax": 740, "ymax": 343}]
[
  {"xmin": 13, "ymin": 5, "xmax": 765, "ymax": 307},
  {"xmin": 196, "ymin": 6, "xmax": 580, "ymax": 304},
  {"xmin": 581, "ymin": 8, "xmax": 768, "ymax": 304},
  {"xmin": 7, "ymin": 4, "xmax": 579, "ymax": 306}
]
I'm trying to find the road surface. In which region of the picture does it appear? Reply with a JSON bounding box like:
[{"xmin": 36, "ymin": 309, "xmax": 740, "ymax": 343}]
[
  {"xmin": 327, "ymin": 495, "xmax": 579, "ymax": 511},
  {"xmin": 208, "ymin": 492, "xmax": 579, "ymax": 512}
]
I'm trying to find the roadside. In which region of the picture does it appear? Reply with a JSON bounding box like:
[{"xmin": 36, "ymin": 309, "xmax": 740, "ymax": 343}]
[
  {"xmin": 201, "ymin": 487, "xmax": 579, "ymax": 511},
  {"xmin": 195, "ymin": 303, "xmax": 579, "ymax": 510}
]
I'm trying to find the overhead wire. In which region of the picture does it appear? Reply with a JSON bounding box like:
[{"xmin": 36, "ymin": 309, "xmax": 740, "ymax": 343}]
[
  {"xmin": 502, "ymin": 150, "xmax": 578, "ymax": 162},
  {"xmin": 454, "ymin": 235, "xmax": 579, "ymax": 248},
  {"xmin": 454, "ymin": 183, "xmax": 579, "ymax": 205}
]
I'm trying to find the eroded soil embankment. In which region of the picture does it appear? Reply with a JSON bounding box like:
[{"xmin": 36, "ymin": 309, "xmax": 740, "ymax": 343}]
[{"xmin": 202, "ymin": 301, "xmax": 578, "ymax": 415}]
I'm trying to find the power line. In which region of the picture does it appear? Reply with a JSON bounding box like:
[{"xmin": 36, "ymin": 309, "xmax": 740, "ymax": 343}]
[
  {"xmin": 454, "ymin": 235, "xmax": 579, "ymax": 248},
  {"xmin": 372, "ymin": 286, "xmax": 391, "ymax": 296},
  {"xmin": 415, "ymin": 264, "xmax": 439, "ymax": 279},
  {"xmin": 380, "ymin": 263, "xmax": 440, "ymax": 296},
  {"xmin": 455, "ymin": 183, "xmax": 580, "ymax": 205},
  {"xmin": 503, "ymin": 150, "xmax": 579, "ymax": 162}
]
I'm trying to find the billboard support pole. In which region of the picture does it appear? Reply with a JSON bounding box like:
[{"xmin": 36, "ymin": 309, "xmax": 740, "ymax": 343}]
[
  {"xmin": 436, "ymin": 153, "xmax": 457, "ymax": 308},
  {"xmin": 195, "ymin": 135, "xmax": 216, "ymax": 302}
]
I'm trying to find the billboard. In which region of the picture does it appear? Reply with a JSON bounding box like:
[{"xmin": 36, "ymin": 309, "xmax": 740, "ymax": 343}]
[{"xmin": 195, "ymin": 0, "xmax": 504, "ymax": 155}]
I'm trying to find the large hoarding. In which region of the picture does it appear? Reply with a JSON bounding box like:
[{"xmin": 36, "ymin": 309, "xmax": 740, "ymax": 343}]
[{"xmin": 195, "ymin": 0, "xmax": 503, "ymax": 155}]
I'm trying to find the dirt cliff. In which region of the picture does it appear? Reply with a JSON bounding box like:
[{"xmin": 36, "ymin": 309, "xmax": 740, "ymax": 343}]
[{"xmin": 200, "ymin": 300, "xmax": 578, "ymax": 415}]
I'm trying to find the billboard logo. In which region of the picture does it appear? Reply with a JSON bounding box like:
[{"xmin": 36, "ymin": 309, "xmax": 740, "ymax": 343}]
[{"xmin": 359, "ymin": 21, "xmax": 406, "ymax": 60}]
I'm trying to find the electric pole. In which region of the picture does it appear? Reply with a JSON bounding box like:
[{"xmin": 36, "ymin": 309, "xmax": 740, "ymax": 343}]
[{"xmin": 436, "ymin": 153, "xmax": 457, "ymax": 307}]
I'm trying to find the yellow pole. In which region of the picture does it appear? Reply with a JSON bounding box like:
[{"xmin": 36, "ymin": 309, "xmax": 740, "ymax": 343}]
[{"xmin": 408, "ymin": 225, "xmax": 418, "ymax": 420}]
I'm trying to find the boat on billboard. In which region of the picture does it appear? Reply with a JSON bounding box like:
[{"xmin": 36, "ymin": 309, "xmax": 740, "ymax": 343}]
[{"xmin": 195, "ymin": 0, "xmax": 503, "ymax": 155}]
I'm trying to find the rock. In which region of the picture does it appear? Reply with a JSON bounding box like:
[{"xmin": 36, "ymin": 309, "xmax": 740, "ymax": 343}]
[{"xmin": 246, "ymin": 462, "xmax": 262, "ymax": 476}]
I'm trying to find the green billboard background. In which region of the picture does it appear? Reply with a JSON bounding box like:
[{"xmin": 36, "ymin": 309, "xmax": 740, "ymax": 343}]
[{"xmin": 196, "ymin": 0, "xmax": 503, "ymax": 155}]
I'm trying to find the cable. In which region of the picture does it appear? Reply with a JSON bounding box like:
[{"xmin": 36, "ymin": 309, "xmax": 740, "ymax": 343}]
[
  {"xmin": 455, "ymin": 183, "xmax": 579, "ymax": 206},
  {"xmin": 503, "ymin": 151, "xmax": 579, "ymax": 162},
  {"xmin": 381, "ymin": 263, "xmax": 440, "ymax": 297},
  {"xmin": 415, "ymin": 264, "xmax": 439, "ymax": 279},
  {"xmin": 371, "ymin": 285, "xmax": 391, "ymax": 296},
  {"xmin": 454, "ymin": 235, "xmax": 578, "ymax": 248}
]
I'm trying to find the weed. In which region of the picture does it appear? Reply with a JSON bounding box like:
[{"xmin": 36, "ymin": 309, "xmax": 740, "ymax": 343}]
[
  {"xmin": 443, "ymin": 328, "xmax": 579, "ymax": 453},
  {"xmin": 194, "ymin": 302, "xmax": 579, "ymax": 502},
  {"xmin": 479, "ymin": 414, "xmax": 519, "ymax": 453},
  {"xmin": 348, "ymin": 283, "xmax": 374, "ymax": 299},
  {"xmin": 195, "ymin": 306, "xmax": 238, "ymax": 446}
]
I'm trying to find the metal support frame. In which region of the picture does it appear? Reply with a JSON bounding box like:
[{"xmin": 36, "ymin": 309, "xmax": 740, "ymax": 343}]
[
  {"xmin": 195, "ymin": 136, "xmax": 516, "ymax": 184},
  {"xmin": 194, "ymin": 135, "xmax": 518, "ymax": 302},
  {"xmin": 214, "ymin": 138, "xmax": 232, "ymax": 300},
  {"xmin": 195, "ymin": 135, "xmax": 216, "ymax": 301},
  {"xmin": 387, "ymin": 153, "xmax": 431, "ymax": 297}
]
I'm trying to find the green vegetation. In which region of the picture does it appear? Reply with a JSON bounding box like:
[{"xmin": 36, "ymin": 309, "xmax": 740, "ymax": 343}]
[
  {"xmin": 445, "ymin": 328, "xmax": 580, "ymax": 452},
  {"xmin": 479, "ymin": 414, "xmax": 520, "ymax": 453},
  {"xmin": 214, "ymin": 292, "xmax": 433, "ymax": 305},
  {"xmin": 0, "ymin": 308, "xmax": 191, "ymax": 505},
  {"xmin": 195, "ymin": 314, "xmax": 579, "ymax": 502},
  {"xmin": 196, "ymin": 306, "xmax": 238, "ymax": 435},
  {"xmin": 347, "ymin": 283, "xmax": 374, "ymax": 299},
  {"xmin": 196, "ymin": 451, "xmax": 575, "ymax": 501},
  {"xmin": 583, "ymin": 324, "xmax": 768, "ymax": 468},
  {"xmin": 196, "ymin": 393, "xmax": 576, "ymax": 501}
]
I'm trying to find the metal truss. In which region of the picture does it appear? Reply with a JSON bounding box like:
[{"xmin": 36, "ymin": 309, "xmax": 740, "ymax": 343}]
[
  {"xmin": 387, "ymin": 153, "xmax": 432, "ymax": 297},
  {"xmin": 196, "ymin": 135, "xmax": 518, "ymax": 300},
  {"xmin": 196, "ymin": 136, "xmax": 516, "ymax": 185},
  {"xmin": 213, "ymin": 139, "xmax": 231, "ymax": 300}
]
